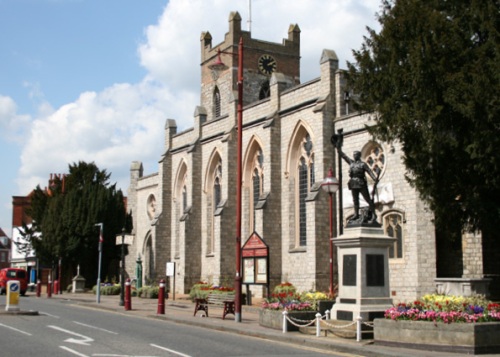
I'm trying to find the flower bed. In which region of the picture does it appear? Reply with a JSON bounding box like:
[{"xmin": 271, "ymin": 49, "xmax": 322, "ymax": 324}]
[
  {"xmin": 384, "ymin": 294, "xmax": 500, "ymax": 323},
  {"xmin": 375, "ymin": 294, "xmax": 500, "ymax": 354},
  {"xmin": 189, "ymin": 282, "xmax": 235, "ymax": 301},
  {"xmin": 259, "ymin": 282, "xmax": 334, "ymax": 330}
]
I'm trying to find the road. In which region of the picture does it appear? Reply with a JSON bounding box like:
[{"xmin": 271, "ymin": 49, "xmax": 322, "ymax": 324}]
[{"xmin": 0, "ymin": 295, "xmax": 356, "ymax": 357}]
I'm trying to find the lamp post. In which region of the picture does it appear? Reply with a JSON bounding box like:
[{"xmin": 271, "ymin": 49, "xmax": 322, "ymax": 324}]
[
  {"xmin": 95, "ymin": 223, "xmax": 103, "ymax": 303},
  {"xmin": 119, "ymin": 228, "xmax": 125, "ymax": 307},
  {"xmin": 208, "ymin": 37, "xmax": 244, "ymax": 322},
  {"xmin": 321, "ymin": 168, "xmax": 339, "ymax": 298}
]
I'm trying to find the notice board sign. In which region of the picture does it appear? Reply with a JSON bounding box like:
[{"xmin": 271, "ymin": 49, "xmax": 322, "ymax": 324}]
[{"xmin": 242, "ymin": 232, "xmax": 269, "ymax": 285}]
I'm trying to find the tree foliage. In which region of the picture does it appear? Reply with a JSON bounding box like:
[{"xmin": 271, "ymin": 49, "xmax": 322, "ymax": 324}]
[
  {"xmin": 17, "ymin": 161, "xmax": 132, "ymax": 283},
  {"xmin": 347, "ymin": 0, "xmax": 500, "ymax": 233}
]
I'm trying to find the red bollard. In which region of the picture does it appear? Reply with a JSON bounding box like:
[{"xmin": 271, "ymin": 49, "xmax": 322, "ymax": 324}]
[
  {"xmin": 124, "ymin": 278, "xmax": 132, "ymax": 311},
  {"xmin": 47, "ymin": 279, "xmax": 52, "ymax": 298},
  {"xmin": 157, "ymin": 279, "xmax": 165, "ymax": 315},
  {"xmin": 53, "ymin": 280, "xmax": 59, "ymax": 295},
  {"xmin": 36, "ymin": 280, "xmax": 41, "ymax": 298}
]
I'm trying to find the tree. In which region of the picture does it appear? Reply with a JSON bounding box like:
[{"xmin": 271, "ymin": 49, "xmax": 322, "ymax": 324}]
[
  {"xmin": 346, "ymin": 0, "xmax": 500, "ymax": 234},
  {"xmin": 18, "ymin": 161, "xmax": 131, "ymax": 286}
]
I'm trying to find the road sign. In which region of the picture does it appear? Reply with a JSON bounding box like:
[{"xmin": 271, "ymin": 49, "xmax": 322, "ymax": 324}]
[{"xmin": 6, "ymin": 280, "xmax": 20, "ymax": 311}]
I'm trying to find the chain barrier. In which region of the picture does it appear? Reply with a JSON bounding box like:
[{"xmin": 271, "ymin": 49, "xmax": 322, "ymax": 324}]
[{"xmin": 282, "ymin": 311, "xmax": 372, "ymax": 341}]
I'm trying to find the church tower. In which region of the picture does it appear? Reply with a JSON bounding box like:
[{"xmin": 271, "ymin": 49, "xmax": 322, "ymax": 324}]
[{"xmin": 200, "ymin": 11, "xmax": 301, "ymax": 121}]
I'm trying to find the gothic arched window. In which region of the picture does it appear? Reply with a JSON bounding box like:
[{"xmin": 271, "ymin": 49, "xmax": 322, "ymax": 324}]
[
  {"xmin": 213, "ymin": 86, "xmax": 221, "ymax": 118},
  {"xmin": 259, "ymin": 80, "xmax": 270, "ymax": 100},
  {"xmin": 384, "ymin": 213, "xmax": 404, "ymax": 259}
]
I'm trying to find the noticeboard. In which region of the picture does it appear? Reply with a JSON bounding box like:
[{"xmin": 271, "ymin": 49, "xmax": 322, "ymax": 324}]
[{"xmin": 241, "ymin": 232, "xmax": 269, "ymax": 285}]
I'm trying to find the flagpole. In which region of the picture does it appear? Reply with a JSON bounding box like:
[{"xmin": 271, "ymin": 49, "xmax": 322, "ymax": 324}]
[{"xmin": 95, "ymin": 223, "xmax": 103, "ymax": 303}]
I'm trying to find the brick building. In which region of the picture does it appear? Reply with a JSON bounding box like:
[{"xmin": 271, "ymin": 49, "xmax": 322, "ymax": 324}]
[
  {"xmin": 125, "ymin": 12, "xmax": 497, "ymax": 301},
  {"xmin": 0, "ymin": 228, "xmax": 10, "ymax": 270}
]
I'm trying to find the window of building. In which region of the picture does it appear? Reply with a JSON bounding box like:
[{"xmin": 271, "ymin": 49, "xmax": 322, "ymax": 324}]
[
  {"xmin": 182, "ymin": 185, "xmax": 187, "ymax": 213},
  {"xmin": 384, "ymin": 213, "xmax": 403, "ymax": 259},
  {"xmin": 250, "ymin": 149, "xmax": 264, "ymax": 231},
  {"xmin": 213, "ymin": 86, "xmax": 221, "ymax": 118},
  {"xmin": 259, "ymin": 80, "xmax": 270, "ymax": 100},
  {"xmin": 213, "ymin": 163, "xmax": 222, "ymax": 212},
  {"xmin": 296, "ymin": 134, "xmax": 315, "ymax": 247},
  {"xmin": 364, "ymin": 142, "xmax": 385, "ymax": 176}
]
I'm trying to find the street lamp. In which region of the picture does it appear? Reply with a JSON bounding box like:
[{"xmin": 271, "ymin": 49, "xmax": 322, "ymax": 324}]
[
  {"xmin": 321, "ymin": 168, "xmax": 339, "ymax": 298},
  {"xmin": 208, "ymin": 37, "xmax": 244, "ymax": 323},
  {"xmin": 119, "ymin": 228, "xmax": 125, "ymax": 307}
]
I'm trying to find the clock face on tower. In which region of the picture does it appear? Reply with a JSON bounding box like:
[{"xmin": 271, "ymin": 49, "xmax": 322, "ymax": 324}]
[{"xmin": 258, "ymin": 54, "xmax": 277, "ymax": 75}]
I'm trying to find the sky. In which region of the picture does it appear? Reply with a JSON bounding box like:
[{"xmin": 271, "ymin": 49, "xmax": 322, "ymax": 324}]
[{"xmin": 0, "ymin": 0, "xmax": 381, "ymax": 236}]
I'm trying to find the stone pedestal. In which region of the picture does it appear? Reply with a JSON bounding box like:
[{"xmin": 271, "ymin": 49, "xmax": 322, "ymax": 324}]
[
  {"xmin": 331, "ymin": 226, "xmax": 395, "ymax": 322},
  {"xmin": 72, "ymin": 275, "xmax": 86, "ymax": 293},
  {"xmin": 435, "ymin": 277, "xmax": 492, "ymax": 298}
]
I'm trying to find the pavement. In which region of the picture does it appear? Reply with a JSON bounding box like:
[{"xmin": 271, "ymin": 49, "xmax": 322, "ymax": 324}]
[{"xmin": 11, "ymin": 291, "xmax": 498, "ymax": 357}]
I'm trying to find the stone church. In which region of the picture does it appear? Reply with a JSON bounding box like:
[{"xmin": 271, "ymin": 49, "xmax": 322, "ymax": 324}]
[{"xmin": 124, "ymin": 12, "xmax": 496, "ymax": 302}]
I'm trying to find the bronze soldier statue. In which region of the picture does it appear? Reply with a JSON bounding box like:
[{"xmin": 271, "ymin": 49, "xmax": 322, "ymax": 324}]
[{"xmin": 337, "ymin": 148, "xmax": 379, "ymax": 224}]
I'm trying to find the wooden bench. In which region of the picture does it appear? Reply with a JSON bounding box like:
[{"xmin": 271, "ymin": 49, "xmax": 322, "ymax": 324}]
[{"xmin": 193, "ymin": 293, "xmax": 235, "ymax": 320}]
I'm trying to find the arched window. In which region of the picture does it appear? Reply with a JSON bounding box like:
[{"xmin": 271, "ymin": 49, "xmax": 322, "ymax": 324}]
[
  {"xmin": 182, "ymin": 185, "xmax": 187, "ymax": 213},
  {"xmin": 252, "ymin": 169, "xmax": 260, "ymax": 231},
  {"xmin": 206, "ymin": 158, "xmax": 222, "ymax": 255},
  {"xmin": 384, "ymin": 213, "xmax": 404, "ymax": 259},
  {"xmin": 297, "ymin": 134, "xmax": 315, "ymax": 246},
  {"xmin": 213, "ymin": 163, "xmax": 222, "ymax": 212},
  {"xmin": 213, "ymin": 86, "xmax": 221, "ymax": 118},
  {"xmin": 259, "ymin": 80, "xmax": 270, "ymax": 100}
]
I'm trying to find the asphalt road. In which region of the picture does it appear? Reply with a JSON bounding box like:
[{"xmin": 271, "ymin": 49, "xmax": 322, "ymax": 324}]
[{"xmin": 0, "ymin": 295, "xmax": 356, "ymax": 357}]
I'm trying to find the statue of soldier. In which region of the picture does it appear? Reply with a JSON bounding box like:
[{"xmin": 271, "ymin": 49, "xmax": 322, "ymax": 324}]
[{"xmin": 337, "ymin": 148, "xmax": 379, "ymax": 224}]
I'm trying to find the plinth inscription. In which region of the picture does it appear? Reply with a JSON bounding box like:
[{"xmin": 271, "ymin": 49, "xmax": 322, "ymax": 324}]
[
  {"xmin": 343, "ymin": 254, "xmax": 357, "ymax": 286},
  {"xmin": 367, "ymin": 254, "xmax": 384, "ymax": 286}
]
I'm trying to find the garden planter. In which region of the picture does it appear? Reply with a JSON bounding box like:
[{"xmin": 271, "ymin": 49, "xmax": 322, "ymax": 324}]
[
  {"xmin": 259, "ymin": 309, "xmax": 318, "ymax": 331},
  {"xmin": 317, "ymin": 300, "xmax": 335, "ymax": 315},
  {"xmin": 375, "ymin": 319, "xmax": 500, "ymax": 355}
]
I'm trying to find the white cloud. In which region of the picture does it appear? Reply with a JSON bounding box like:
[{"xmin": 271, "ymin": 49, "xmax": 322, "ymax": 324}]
[
  {"xmin": 0, "ymin": 95, "xmax": 31, "ymax": 144},
  {"xmin": 16, "ymin": 0, "xmax": 381, "ymax": 197}
]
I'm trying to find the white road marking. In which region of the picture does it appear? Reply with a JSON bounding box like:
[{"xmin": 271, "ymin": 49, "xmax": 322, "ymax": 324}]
[
  {"xmin": 48, "ymin": 325, "xmax": 94, "ymax": 345},
  {"xmin": 40, "ymin": 311, "xmax": 60, "ymax": 318},
  {"xmin": 60, "ymin": 346, "xmax": 89, "ymax": 357},
  {"xmin": 151, "ymin": 343, "xmax": 192, "ymax": 357},
  {"xmin": 0, "ymin": 322, "xmax": 32, "ymax": 336},
  {"xmin": 73, "ymin": 321, "xmax": 119, "ymax": 334}
]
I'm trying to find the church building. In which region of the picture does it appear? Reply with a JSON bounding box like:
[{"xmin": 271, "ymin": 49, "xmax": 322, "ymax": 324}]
[{"xmin": 125, "ymin": 12, "xmax": 496, "ymax": 302}]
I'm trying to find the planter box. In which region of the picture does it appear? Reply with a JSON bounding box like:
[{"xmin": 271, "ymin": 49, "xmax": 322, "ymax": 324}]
[
  {"xmin": 317, "ymin": 300, "xmax": 335, "ymax": 315},
  {"xmin": 375, "ymin": 319, "xmax": 500, "ymax": 355},
  {"xmin": 259, "ymin": 309, "xmax": 318, "ymax": 332}
]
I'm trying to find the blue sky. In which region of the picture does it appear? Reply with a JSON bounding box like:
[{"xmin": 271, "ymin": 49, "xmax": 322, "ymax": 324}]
[{"xmin": 0, "ymin": 0, "xmax": 380, "ymax": 236}]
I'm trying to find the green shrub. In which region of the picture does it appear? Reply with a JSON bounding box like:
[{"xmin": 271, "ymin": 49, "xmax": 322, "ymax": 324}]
[
  {"xmin": 92, "ymin": 284, "xmax": 121, "ymax": 295},
  {"xmin": 138, "ymin": 286, "xmax": 159, "ymax": 299}
]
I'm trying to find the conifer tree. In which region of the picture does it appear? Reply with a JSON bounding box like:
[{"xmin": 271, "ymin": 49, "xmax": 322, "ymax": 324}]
[
  {"xmin": 347, "ymin": 0, "xmax": 499, "ymax": 235},
  {"xmin": 17, "ymin": 161, "xmax": 131, "ymax": 286}
]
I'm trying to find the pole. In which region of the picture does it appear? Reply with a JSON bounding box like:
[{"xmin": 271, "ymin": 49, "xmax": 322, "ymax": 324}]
[
  {"xmin": 124, "ymin": 278, "xmax": 131, "ymax": 311},
  {"xmin": 95, "ymin": 223, "xmax": 103, "ymax": 304},
  {"xmin": 58, "ymin": 257, "xmax": 62, "ymax": 294},
  {"xmin": 119, "ymin": 228, "xmax": 125, "ymax": 306},
  {"xmin": 234, "ymin": 36, "xmax": 244, "ymax": 323},
  {"xmin": 337, "ymin": 129, "xmax": 344, "ymax": 236},
  {"xmin": 328, "ymin": 191, "xmax": 334, "ymax": 298}
]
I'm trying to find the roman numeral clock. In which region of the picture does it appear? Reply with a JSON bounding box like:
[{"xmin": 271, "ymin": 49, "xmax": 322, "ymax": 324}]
[{"xmin": 258, "ymin": 54, "xmax": 277, "ymax": 75}]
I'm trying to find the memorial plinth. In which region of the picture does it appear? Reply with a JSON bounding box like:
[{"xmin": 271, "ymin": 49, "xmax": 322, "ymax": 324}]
[{"xmin": 331, "ymin": 226, "xmax": 395, "ymax": 322}]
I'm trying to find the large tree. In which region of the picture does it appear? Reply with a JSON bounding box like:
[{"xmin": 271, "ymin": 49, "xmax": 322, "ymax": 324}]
[
  {"xmin": 18, "ymin": 161, "xmax": 131, "ymax": 285},
  {"xmin": 347, "ymin": 0, "xmax": 499, "ymax": 234}
]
